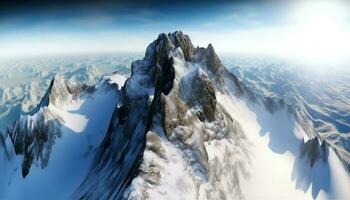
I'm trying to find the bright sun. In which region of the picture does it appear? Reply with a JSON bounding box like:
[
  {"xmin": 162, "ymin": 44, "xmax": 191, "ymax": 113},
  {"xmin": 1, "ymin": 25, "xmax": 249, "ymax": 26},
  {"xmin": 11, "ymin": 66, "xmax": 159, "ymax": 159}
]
[{"xmin": 285, "ymin": 0, "xmax": 350, "ymax": 65}]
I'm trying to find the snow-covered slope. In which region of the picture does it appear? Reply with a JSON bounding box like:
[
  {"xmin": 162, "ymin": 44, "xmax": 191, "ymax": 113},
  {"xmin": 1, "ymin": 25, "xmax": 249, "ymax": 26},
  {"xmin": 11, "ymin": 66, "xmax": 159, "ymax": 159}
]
[
  {"xmin": 230, "ymin": 63, "xmax": 350, "ymax": 176},
  {"xmin": 0, "ymin": 31, "xmax": 349, "ymax": 199},
  {"xmin": 0, "ymin": 73, "xmax": 127, "ymax": 199}
]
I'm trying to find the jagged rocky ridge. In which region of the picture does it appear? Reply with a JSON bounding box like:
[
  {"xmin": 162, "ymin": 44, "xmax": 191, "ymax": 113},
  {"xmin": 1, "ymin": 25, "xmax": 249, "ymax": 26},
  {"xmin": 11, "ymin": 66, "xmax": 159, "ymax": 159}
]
[{"xmin": 0, "ymin": 31, "xmax": 347, "ymax": 199}]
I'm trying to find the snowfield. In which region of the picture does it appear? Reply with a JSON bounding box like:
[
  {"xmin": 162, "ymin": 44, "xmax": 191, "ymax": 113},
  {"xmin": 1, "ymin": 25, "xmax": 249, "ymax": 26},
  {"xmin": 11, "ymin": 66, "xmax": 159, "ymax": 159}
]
[{"xmin": 218, "ymin": 93, "xmax": 350, "ymax": 200}]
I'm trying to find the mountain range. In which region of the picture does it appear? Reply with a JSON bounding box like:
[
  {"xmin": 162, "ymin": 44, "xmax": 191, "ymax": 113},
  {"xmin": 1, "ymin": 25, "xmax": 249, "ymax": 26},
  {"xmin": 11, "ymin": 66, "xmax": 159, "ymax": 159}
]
[{"xmin": 0, "ymin": 31, "xmax": 349, "ymax": 200}]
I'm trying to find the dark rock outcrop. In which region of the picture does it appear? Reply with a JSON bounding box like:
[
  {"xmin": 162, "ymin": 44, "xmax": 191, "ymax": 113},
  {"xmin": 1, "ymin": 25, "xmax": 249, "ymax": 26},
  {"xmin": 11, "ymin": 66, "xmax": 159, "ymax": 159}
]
[
  {"xmin": 3, "ymin": 109, "xmax": 62, "ymax": 178},
  {"xmin": 300, "ymin": 138, "xmax": 329, "ymax": 167},
  {"xmin": 205, "ymin": 43, "xmax": 223, "ymax": 74},
  {"xmin": 169, "ymin": 31, "xmax": 195, "ymax": 61},
  {"xmin": 179, "ymin": 67, "xmax": 217, "ymax": 122}
]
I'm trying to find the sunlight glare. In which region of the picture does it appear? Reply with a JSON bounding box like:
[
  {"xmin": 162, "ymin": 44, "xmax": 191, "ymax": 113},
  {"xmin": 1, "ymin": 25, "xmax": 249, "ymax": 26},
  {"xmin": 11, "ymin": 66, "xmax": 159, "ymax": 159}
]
[{"xmin": 285, "ymin": 0, "xmax": 350, "ymax": 65}]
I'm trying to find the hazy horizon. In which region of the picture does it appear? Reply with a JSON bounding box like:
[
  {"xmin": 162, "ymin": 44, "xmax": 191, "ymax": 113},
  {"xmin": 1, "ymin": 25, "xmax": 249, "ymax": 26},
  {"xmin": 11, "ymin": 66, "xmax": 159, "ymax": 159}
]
[{"xmin": 1, "ymin": 0, "xmax": 350, "ymax": 66}]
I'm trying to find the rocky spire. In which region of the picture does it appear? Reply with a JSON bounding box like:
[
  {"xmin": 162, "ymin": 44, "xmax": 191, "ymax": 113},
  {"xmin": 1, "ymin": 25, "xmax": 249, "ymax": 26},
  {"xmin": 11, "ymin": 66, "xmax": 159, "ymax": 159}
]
[
  {"xmin": 168, "ymin": 31, "xmax": 195, "ymax": 60},
  {"xmin": 205, "ymin": 43, "xmax": 224, "ymax": 74}
]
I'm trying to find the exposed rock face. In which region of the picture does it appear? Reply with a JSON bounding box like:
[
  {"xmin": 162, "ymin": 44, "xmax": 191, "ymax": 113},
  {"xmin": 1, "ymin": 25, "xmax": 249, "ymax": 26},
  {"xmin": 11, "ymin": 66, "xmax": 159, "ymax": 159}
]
[
  {"xmin": 8, "ymin": 112, "xmax": 62, "ymax": 178},
  {"xmin": 300, "ymin": 138, "xmax": 329, "ymax": 167},
  {"xmin": 205, "ymin": 43, "xmax": 223, "ymax": 74},
  {"xmin": 179, "ymin": 67, "xmax": 217, "ymax": 122},
  {"xmin": 169, "ymin": 31, "xmax": 194, "ymax": 61}
]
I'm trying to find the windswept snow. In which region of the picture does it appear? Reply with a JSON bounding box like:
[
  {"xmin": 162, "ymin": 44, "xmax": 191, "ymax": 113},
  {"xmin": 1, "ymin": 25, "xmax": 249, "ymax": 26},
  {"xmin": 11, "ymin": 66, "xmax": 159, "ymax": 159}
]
[
  {"xmin": 125, "ymin": 132, "xmax": 198, "ymax": 200},
  {"xmin": 217, "ymin": 93, "xmax": 350, "ymax": 200},
  {"xmin": 49, "ymin": 100, "xmax": 88, "ymax": 133}
]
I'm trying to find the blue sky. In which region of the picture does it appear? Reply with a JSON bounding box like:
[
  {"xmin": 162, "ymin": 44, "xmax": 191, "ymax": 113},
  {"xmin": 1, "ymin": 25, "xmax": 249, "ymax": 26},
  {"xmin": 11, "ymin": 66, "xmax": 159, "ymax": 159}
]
[
  {"xmin": 0, "ymin": 1, "xmax": 284, "ymax": 33},
  {"xmin": 1, "ymin": 0, "xmax": 350, "ymax": 65}
]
